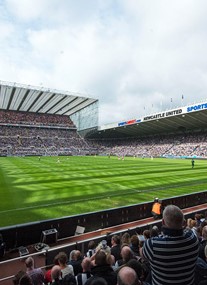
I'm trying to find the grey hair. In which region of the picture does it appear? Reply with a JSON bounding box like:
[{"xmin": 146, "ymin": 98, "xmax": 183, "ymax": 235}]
[{"xmin": 163, "ymin": 205, "xmax": 184, "ymax": 229}]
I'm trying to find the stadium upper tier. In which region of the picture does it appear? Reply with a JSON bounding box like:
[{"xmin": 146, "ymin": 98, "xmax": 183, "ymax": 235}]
[
  {"xmin": 0, "ymin": 109, "xmax": 75, "ymax": 128},
  {"xmin": 87, "ymin": 102, "xmax": 207, "ymax": 139},
  {"xmin": 0, "ymin": 80, "xmax": 99, "ymax": 132},
  {"xmin": 0, "ymin": 81, "xmax": 97, "ymax": 116}
]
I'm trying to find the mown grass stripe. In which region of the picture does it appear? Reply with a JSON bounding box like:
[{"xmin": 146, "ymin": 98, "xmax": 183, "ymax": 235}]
[{"xmin": 0, "ymin": 156, "xmax": 206, "ymax": 227}]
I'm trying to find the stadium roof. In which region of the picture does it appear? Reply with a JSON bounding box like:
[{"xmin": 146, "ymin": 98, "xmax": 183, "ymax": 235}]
[
  {"xmin": 1, "ymin": 80, "xmax": 207, "ymax": 138},
  {"xmin": 86, "ymin": 103, "xmax": 207, "ymax": 138},
  {"xmin": 0, "ymin": 80, "xmax": 98, "ymax": 116}
]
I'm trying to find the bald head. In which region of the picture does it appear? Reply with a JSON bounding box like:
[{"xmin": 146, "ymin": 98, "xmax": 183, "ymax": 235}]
[
  {"xmin": 121, "ymin": 246, "xmax": 133, "ymax": 262},
  {"xmin": 163, "ymin": 205, "xmax": 184, "ymax": 229},
  {"xmin": 117, "ymin": 266, "xmax": 140, "ymax": 285}
]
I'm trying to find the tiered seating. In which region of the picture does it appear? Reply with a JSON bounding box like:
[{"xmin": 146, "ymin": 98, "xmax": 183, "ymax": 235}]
[
  {"xmin": 88, "ymin": 131, "xmax": 207, "ymax": 158},
  {"xmin": 0, "ymin": 110, "xmax": 95, "ymax": 156}
]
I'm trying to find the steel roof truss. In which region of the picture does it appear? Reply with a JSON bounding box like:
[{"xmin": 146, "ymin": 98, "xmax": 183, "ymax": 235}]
[{"xmin": 20, "ymin": 90, "xmax": 41, "ymax": 111}]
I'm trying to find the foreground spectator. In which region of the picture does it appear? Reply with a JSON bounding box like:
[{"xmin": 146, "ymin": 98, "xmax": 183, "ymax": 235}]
[
  {"xmin": 50, "ymin": 265, "xmax": 76, "ymax": 285},
  {"xmin": 25, "ymin": 256, "xmax": 44, "ymax": 285},
  {"xmin": 68, "ymin": 250, "xmax": 83, "ymax": 275},
  {"xmin": 121, "ymin": 232, "xmax": 131, "ymax": 247},
  {"xmin": 44, "ymin": 253, "xmax": 59, "ymax": 284},
  {"xmin": 130, "ymin": 235, "xmax": 140, "ymax": 256},
  {"xmin": 88, "ymin": 277, "xmax": 107, "ymax": 285},
  {"xmin": 19, "ymin": 274, "xmax": 33, "ymax": 285},
  {"xmin": 85, "ymin": 250, "xmax": 117, "ymax": 285},
  {"xmin": 110, "ymin": 235, "xmax": 121, "ymax": 262},
  {"xmin": 126, "ymin": 259, "xmax": 144, "ymax": 282},
  {"xmin": 199, "ymin": 225, "xmax": 207, "ymax": 261},
  {"xmin": 58, "ymin": 251, "xmax": 74, "ymax": 277},
  {"xmin": 143, "ymin": 204, "xmax": 199, "ymax": 285},
  {"xmin": 76, "ymin": 257, "xmax": 92, "ymax": 285},
  {"xmin": 85, "ymin": 241, "xmax": 96, "ymax": 258},
  {"xmin": 51, "ymin": 265, "xmax": 62, "ymax": 285},
  {"xmin": 115, "ymin": 246, "xmax": 135, "ymax": 269},
  {"xmin": 195, "ymin": 244, "xmax": 207, "ymax": 284},
  {"xmin": 13, "ymin": 270, "xmax": 25, "ymax": 285},
  {"xmin": 117, "ymin": 266, "xmax": 140, "ymax": 285}
]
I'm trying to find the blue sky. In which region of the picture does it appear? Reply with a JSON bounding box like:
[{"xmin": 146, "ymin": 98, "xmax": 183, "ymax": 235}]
[{"xmin": 0, "ymin": 0, "xmax": 207, "ymax": 125}]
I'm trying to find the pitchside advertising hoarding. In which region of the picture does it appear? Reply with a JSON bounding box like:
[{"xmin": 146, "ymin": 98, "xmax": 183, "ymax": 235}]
[{"xmin": 117, "ymin": 102, "xmax": 207, "ymax": 127}]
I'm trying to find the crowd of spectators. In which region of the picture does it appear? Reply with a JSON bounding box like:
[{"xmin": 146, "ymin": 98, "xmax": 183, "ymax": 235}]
[
  {"xmin": 1, "ymin": 109, "xmax": 207, "ymax": 158},
  {"xmin": 0, "ymin": 110, "xmax": 75, "ymax": 128},
  {"xmin": 88, "ymin": 131, "xmax": 207, "ymax": 158},
  {"xmin": 0, "ymin": 110, "xmax": 100, "ymax": 156},
  {"xmin": 12, "ymin": 206, "xmax": 207, "ymax": 285},
  {"xmin": 0, "ymin": 126, "xmax": 96, "ymax": 156}
]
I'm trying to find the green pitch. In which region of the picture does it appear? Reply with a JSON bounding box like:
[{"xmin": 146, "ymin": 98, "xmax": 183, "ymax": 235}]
[{"xmin": 0, "ymin": 156, "xmax": 206, "ymax": 227}]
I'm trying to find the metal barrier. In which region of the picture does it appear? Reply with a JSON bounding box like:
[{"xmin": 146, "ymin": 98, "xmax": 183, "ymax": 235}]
[{"xmin": 1, "ymin": 191, "xmax": 207, "ymax": 251}]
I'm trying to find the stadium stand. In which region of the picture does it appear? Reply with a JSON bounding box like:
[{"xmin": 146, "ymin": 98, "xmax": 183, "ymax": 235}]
[
  {"xmin": 0, "ymin": 110, "xmax": 98, "ymax": 156},
  {"xmin": 87, "ymin": 131, "xmax": 207, "ymax": 158},
  {"xmin": 2, "ymin": 112, "xmax": 206, "ymax": 158},
  {"xmin": 0, "ymin": 110, "xmax": 75, "ymax": 127}
]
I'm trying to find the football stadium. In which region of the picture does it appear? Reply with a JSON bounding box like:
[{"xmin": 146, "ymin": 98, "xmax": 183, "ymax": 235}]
[{"xmin": 1, "ymin": 80, "xmax": 207, "ymax": 284}]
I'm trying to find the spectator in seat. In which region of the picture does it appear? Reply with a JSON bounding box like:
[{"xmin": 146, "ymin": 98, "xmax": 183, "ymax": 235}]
[
  {"xmin": 150, "ymin": 226, "xmax": 159, "ymax": 238},
  {"xmin": 199, "ymin": 225, "xmax": 207, "ymax": 261},
  {"xmin": 68, "ymin": 250, "xmax": 83, "ymax": 275},
  {"xmin": 115, "ymin": 246, "xmax": 135, "ymax": 269},
  {"xmin": 44, "ymin": 253, "xmax": 59, "ymax": 284},
  {"xmin": 142, "ymin": 230, "xmax": 150, "ymax": 240},
  {"xmin": 76, "ymin": 257, "xmax": 92, "ymax": 285},
  {"xmin": 85, "ymin": 240, "xmax": 96, "ymax": 258},
  {"xmin": 143, "ymin": 204, "xmax": 199, "ymax": 285},
  {"xmin": 25, "ymin": 256, "xmax": 45, "ymax": 285},
  {"xmin": 126, "ymin": 259, "xmax": 144, "ymax": 282},
  {"xmin": 195, "ymin": 244, "xmax": 207, "ymax": 285},
  {"xmin": 13, "ymin": 270, "xmax": 25, "ymax": 285},
  {"xmin": 19, "ymin": 274, "xmax": 33, "ymax": 285},
  {"xmin": 110, "ymin": 234, "xmax": 121, "ymax": 262},
  {"xmin": 51, "ymin": 265, "xmax": 62, "ymax": 285},
  {"xmin": 50, "ymin": 265, "xmax": 76, "ymax": 285},
  {"xmin": 89, "ymin": 277, "xmax": 107, "ymax": 285},
  {"xmin": 130, "ymin": 235, "xmax": 140, "ymax": 256},
  {"xmin": 117, "ymin": 266, "xmax": 140, "ymax": 285},
  {"xmin": 85, "ymin": 250, "xmax": 117, "ymax": 285},
  {"xmin": 121, "ymin": 232, "xmax": 131, "ymax": 247},
  {"xmin": 57, "ymin": 251, "xmax": 74, "ymax": 278}
]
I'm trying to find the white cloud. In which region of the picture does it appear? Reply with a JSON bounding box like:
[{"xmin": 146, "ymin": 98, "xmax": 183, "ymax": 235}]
[{"xmin": 0, "ymin": 0, "xmax": 207, "ymax": 125}]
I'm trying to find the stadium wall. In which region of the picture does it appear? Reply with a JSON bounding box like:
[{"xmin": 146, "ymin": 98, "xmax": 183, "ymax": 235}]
[{"xmin": 0, "ymin": 191, "xmax": 207, "ymax": 251}]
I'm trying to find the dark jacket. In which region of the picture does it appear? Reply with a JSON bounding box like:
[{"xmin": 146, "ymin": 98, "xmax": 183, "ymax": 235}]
[
  {"xmin": 111, "ymin": 244, "xmax": 121, "ymax": 262},
  {"xmin": 195, "ymin": 257, "xmax": 207, "ymax": 285},
  {"xmin": 85, "ymin": 265, "xmax": 117, "ymax": 285}
]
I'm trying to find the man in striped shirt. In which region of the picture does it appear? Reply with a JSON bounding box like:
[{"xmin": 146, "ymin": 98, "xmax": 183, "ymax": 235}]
[{"xmin": 142, "ymin": 205, "xmax": 199, "ymax": 285}]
